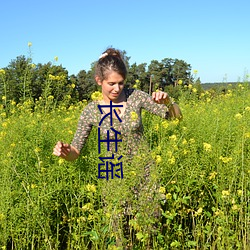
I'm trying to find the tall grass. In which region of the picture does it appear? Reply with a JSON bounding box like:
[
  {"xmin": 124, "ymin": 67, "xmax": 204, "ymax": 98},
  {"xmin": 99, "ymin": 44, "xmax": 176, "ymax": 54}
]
[{"xmin": 0, "ymin": 83, "xmax": 249, "ymax": 249}]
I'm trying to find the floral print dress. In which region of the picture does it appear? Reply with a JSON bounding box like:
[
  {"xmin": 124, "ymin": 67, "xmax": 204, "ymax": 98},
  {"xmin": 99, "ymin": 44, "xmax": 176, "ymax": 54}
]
[{"xmin": 71, "ymin": 88, "xmax": 169, "ymax": 156}]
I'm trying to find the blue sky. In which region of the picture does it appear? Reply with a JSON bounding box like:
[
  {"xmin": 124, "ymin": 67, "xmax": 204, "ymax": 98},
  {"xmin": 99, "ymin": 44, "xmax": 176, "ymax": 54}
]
[{"xmin": 1, "ymin": 0, "xmax": 249, "ymax": 83}]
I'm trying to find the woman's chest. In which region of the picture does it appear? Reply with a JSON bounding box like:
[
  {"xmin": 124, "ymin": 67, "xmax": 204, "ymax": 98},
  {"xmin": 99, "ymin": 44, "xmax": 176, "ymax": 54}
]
[{"xmin": 95, "ymin": 104, "xmax": 142, "ymax": 136}]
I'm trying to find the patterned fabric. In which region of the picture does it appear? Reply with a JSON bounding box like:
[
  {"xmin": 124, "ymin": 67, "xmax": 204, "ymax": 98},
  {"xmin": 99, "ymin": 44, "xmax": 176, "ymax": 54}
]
[{"xmin": 71, "ymin": 88, "xmax": 169, "ymax": 154}]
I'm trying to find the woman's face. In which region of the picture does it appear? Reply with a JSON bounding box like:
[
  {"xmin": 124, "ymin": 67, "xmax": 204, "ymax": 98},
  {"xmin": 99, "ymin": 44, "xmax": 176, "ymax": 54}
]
[{"xmin": 96, "ymin": 71, "xmax": 125, "ymax": 102}]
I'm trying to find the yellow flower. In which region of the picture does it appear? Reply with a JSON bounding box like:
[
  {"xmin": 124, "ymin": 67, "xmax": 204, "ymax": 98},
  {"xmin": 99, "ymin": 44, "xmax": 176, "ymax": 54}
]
[
  {"xmin": 161, "ymin": 120, "xmax": 168, "ymax": 128},
  {"xmin": 28, "ymin": 42, "xmax": 32, "ymax": 47},
  {"xmin": 0, "ymin": 69, "xmax": 6, "ymax": 75},
  {"xmin": 168, "ymin": 156, "xmax": 175, "ymax": 165},
  {"xmin": 54, "ymin": 56, "xmax": 58, "ymax": 62},
  {"xmin": 189, "ymin": 138, "xmax": 195, "ymax": 144},
  {"xmin": 171, "ymin": 118, "xmax": 179, "ymax": 126},
  {"xmin": 181, "ymin": 139, "xmax": 187, "ymax": 145},
  {"xmin": 158, "ymin": 186, "xmax": 166, "ymax": 194},
  {"xmin": 169, "ymin": 134, "xmax": 177, "ymax": 141},
  {"xmin": 86, "ymin": 184, "xmax": 96, "ymax": 193},
  {"xmin": 2, "ymin": 96, "xmax": 6, "ymax": 100},
  {"xmin": 178, "ymin": 79, "xmax": 183, "ymax": 85},
  {"xmin": 34, "ymin": 147, "xmax": 41, "ymax": 153},
  {"xmin": 219, "ymin": 156, "xmax": 232, "ymax": 164},
  {"xmin": 188, "ymin": 84, "xmax": 193, "ymax": 89},
  {"xmin": 105, "ymin": 212, "xmax": 111, "ymax": 218},
  {"xmin": 87, "ymin": 215, "xmax": 94, "ymax": 221},
  {"xmin": 245, "ymin": 132, "xmax": 250, "ymax": 138},
  {"xmin": 71, "ymin": 83, "xmax": 76, "ymax": 89},
  {"xmin": 58, "ymin": 158, "xmax": 65, "ymax": 165},
  {"xmin": 155, "ymin": 155, "xmax": 162, "ymax": 164},
  {"xmin": 130, "ymin": 171, "xmax": 136, "ymax": 176},
  {"xmin": 237, "ymin": 189, "xmax": 243, "ymax": 196},
  {"xmin": 193, "ymin": 69, "xmax": 198, "ymax": 74},
  {"xmin": 2, "ymin": 121, "xmax": 8, "ymax": 128},
  {"xmin": 133, "ymin": 84, "xmax": 138, "ymax": 89},
  {"xmin": 165, "ymin": 193, "xmax": 172, "ymax": 199},
  {"xmin": 245, "ymin": 106, "xmax": 250, "ymax": 112},
  {"xmin": 0, "ymin": 213, "xmax": 5, "ymax": 221},
  {"xmin": 208, "ymin": 171, "xmax": 217, "ymax": 180},
  {"xmin": 203, "ymin": 142, "xmax": 212, "ymax": 152},
  {"xmin": 222, "ymin": 190, "xmax": 230, "ymax": 197},
  {"xmin": 77, "ymin": 216, "xmax": 86, "ymax": 223},
  {"xmin": 234, "ymin": 113, "xmax": 242, "ymax": 120},
  {"xmin": 232, "ymin": 204, "xmax": 239, "ymax": 211},
  {"xmin": 91, "ymin": 91, "xmax": 103, "ymax": 101},
  {"xmin": 195, "ymin": 207, "xmax": 203, "ymax": 216},
  {"xmin": 192, "ymin": 88, "xmax": 197, "ymax": 93},
  {"xmin": 48, "ymin": 74, "xmax": 55, "ymax": 80},
  {"xmin": 214, "ymin": 209, "xmax": 223, "ymax": 216},
  {"xmin": 135, "ymin": 79, "xmax": 140, "ymax": 83},
  {"xmin": 154, "ymin": 123, "xmax": 159, "ymax": 131},
  {"xmin": 130, "ymin": 111, "xmax": 138, "ymax": 121},
  {"xmin": 7, "ymin": 152, "xmax": 12, "ymax": 157},
  {"xmin": 48, "ymin": 95, "xmax": 54, "ymax": 100},
  {"xmin": 81, "ymin": 203, "xmax": 93, "ymax": 212}
]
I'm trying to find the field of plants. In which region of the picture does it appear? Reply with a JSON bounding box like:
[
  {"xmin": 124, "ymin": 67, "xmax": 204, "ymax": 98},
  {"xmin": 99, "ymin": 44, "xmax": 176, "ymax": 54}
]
[{"xmin": 0, "ymin": 80, "xmax": 250, "ymax": 249}]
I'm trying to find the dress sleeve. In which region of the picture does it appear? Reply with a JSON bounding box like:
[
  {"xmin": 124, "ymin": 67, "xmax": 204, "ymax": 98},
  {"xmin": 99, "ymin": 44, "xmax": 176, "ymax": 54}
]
[
  {"xmin": 136, "ymin": 90, "xmax": 169, "ymax": 119},
  {"xmin": 71, "ymin": 103, "xmax": 94, "ymax": 152}
]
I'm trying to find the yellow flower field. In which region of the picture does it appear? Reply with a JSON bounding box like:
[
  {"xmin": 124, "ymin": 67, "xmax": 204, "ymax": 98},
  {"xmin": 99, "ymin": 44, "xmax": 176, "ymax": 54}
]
[{"xmin": 0, "ymin": 82, "xmax": 249, "ymax": 249}]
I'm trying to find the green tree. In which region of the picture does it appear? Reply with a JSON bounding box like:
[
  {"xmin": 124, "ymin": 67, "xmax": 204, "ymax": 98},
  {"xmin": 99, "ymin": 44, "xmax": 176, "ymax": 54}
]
[
  {"xmin": 148, "ymin": 58, "xmax": 193, "ymax": 91},
  {"xmin": 171, "ymin": 59, "xmax": 192, "ymax": 86},
  {"xmin": 4, "ymin": 55, "xmax": 33, "ymax": 102},
  {"xmin": 32, "ymin": 62, "xmax": 69, "ymax": 103},
  {"xmin": 127, "ymin": 63, "xmax": 148, "ymax": 90},
  {"xmin": 77, "ymin": 68, "xmax": 98, "ymax": 101}
]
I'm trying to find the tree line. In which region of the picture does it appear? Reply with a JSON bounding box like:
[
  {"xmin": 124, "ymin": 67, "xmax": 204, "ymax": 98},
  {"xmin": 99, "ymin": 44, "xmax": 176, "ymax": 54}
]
[{"xmin": 0, "ymin": 51, "xmax": 200, "ymax": 106}]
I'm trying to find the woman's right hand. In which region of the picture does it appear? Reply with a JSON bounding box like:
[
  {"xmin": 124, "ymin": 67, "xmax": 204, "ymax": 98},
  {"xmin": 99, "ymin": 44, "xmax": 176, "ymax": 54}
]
[
  {"xmin": 53, "ymin": 141, "xmax": 71, "ymax": 158},
  {"xmin": 53, "ymin": 141, "xmax": 80, "ymax": 161}
]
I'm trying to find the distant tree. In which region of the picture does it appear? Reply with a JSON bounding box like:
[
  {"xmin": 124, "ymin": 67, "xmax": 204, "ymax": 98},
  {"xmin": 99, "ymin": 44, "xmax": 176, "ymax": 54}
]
[
  {"xmin": 1, "ymin": 49, "xmax": 197, "ymax": 105},
  {"xmin": 68, "ymin": 74, "xmax": 79, "ymax": 101},
  {"xmin": 148, "ymin": 60, "xmax": 164, "ymax": 91},
  {"xmin": 77, "ymin": 67, "xmax": 98, "ymax": 101},
  {"xmin": 126, "ymin": 62, "xmax": 147, "ymax": 90},
  {"xmin": 5, "ymin": 55, "xmax": 33, "ymax": 102},
  {"xmin": 172, "ymin": 59, "xmax": 192, "ymax": 86},
  {"xmin": 32, "ymin": 62, "xmax": 69, "ymax": 102},
  {"xmin": 148, "ymin": 58, "xmax": 193, "ymax": 91}
]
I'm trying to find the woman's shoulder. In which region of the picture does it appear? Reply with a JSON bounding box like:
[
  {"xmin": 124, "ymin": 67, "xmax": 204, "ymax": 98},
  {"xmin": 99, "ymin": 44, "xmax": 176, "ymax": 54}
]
[
  {"xmin": 80, "ymin": 100, "xmax": 99, "ymax": 115},
  {"xmin": 125, "ymin": 88, "xmax": 150, "ymax": 100}
]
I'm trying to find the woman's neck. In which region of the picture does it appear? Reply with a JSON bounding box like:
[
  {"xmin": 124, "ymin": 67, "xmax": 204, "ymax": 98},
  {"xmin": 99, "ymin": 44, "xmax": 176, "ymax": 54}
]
[{"xmin": 103, "ymin": 90, "xmax": 126, "ymax": 104}]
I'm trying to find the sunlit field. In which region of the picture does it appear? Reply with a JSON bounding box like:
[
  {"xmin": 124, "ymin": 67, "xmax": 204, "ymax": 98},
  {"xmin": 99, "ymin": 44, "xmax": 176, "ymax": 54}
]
[{"xmin": 0, "ymin": 81, "xmax": 249, "ymax": 249}]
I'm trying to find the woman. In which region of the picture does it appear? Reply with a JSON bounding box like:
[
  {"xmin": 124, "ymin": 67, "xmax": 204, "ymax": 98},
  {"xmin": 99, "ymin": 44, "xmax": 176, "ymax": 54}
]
[
  {"xmin": 53, "ymin": 48, "xmax": 182, "ymax": 160},
  {"xmin": 53, "ymin": 48, "xmax": 182, "ymax": 246}
]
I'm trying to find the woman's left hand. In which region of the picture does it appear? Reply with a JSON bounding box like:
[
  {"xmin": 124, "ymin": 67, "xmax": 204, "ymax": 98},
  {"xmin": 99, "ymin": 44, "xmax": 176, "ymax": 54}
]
[{"xmin": 152, "ymin": 91, "xmax": 171, "ymax": 104}]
